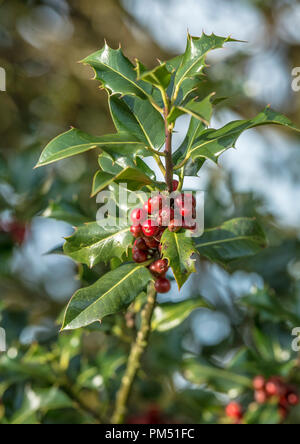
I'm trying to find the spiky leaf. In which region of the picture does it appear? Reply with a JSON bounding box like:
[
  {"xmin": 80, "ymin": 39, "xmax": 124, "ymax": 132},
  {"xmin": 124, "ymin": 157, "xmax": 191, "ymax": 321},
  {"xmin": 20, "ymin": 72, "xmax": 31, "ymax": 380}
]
[
  {"xmin": 62, "ymin": 264, "xmax": 153, "ymax": 330},
  {"xmin": 160, "ymin": 230, "xmax": 198, "ymax": 289},
  {"xmin": 35, "ymin": 129, "xmax": 148, "ymax": 167},
  {"xmin": 195, "ymin": 218, "xmax": 267, "ymax": 266},
  {"xmin": 64, "ymin": 223, "xmax": 133, "ymax": 267}
]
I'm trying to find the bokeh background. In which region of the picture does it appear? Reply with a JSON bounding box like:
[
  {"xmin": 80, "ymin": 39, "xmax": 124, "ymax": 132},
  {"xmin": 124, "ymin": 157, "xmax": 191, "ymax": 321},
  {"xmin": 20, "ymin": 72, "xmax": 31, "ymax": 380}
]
[{"xmin": 1, "ymin": 0, "xmax": 300, "ymax": 424}]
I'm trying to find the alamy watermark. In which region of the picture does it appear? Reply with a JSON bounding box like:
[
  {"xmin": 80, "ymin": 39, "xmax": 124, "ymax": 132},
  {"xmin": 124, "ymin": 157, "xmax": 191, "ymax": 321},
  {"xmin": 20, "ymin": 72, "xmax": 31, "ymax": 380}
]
[
  {"xmin": 0, "ymin": 67, "xmax": 6, "ymax": 92},
  {"xmin": 291, "ymin": 327, "xmax": 300, "ymax": 352},
  {"xmin": 292, "ymin": 67, "xmax": 300, "ymax": 92},
  {"xmin": 0, "ymin": 327, "xmax": 6, "ymax": 352},
  {"xmin": 95, "ymin": 186, "xmax": 205, "ymax": 237}
]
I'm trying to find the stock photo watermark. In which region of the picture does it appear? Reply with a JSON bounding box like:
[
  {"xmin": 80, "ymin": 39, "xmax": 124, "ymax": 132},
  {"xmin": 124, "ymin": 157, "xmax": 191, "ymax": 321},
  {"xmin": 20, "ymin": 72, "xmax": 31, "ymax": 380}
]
[
  {"xmin": 291, "ymin": 327, "xmax": 300, "ymax": 352},
  {"xmin": 0, "ymin": 327, "xmax": 6, "ymax": 352},
  {"xmin": 292, "ymin": 67, "xmax": 300, "ymax": 92},
  {"xmin": 0, "ymin": 67, "xmax": 6, "ymax": 92},
  {"xmin": 95, "ymin": 186, "xmax": 205, "ymax": 237}
]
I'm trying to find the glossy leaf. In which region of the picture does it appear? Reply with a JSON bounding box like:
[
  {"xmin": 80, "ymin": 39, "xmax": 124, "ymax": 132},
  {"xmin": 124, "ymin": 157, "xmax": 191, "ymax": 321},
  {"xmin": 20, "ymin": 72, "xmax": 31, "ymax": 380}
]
[
  {"xmin": 82, "ymin": 43, "xmax": 151, "ymax": 99},
  {"xmin": 64, "ymin": 222, "xmax": 133, "ymax": 268},
  {"xmin": 109, "ymin": 95, "xmax": 165, "ymax": 150},
  {"xmin": 181, "ymin": 107, "xmax": 300, "ymax": 170},
  {"xmin": 92, "ymin": 166, "xmax": 154, "ymax": 196},
  {"xmin": 160, "ymin": 230, "xmax": 198, "ymax": 289},
  {"xmin": 152, "ymin": 298, "xmax": 212, "ymax": 332},
  {"xmin": 62, "ymin": 263, "xmax": 153, "ymax": 330},
  {"xmin": 35, "ymin": 129, "xmax": 148, "ymax": 167},
  {"xmin": 168, "ymin": 93, "xmax": 214, "ymax": 125},
  {"xmin": 172, "ymin": 33, "xmax": 239, "ymax": 101},
  {"xmin": 195, "ymin": 218, "xmax": 267, "ymax": 266},
  {"xmin": 137, "ymin": 62, "xmax": 171, "ymax": 89}
]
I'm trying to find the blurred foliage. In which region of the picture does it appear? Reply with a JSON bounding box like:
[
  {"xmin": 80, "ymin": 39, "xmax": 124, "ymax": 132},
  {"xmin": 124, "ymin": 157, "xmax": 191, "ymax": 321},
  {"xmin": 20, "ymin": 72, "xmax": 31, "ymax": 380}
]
[{"xmin": 1, "ymin": 0, "xmax": 300, "ymax": 424}]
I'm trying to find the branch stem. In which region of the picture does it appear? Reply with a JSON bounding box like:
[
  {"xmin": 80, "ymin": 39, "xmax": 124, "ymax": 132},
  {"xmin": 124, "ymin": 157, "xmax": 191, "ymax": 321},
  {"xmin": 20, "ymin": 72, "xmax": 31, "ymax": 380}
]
[
  {"xmin": 164, "ymin": 108, "xmax": 174, "ymax": 193},
  {"xmin": 111, "ymin": 282, "xmax": 157, "ymax": 424}
]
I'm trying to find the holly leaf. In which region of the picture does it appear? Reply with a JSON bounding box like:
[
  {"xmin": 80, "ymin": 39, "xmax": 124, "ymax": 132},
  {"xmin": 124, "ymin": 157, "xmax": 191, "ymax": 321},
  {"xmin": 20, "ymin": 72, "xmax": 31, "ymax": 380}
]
[
  {"xmin": 168, "ymin": 93, "xmax": 214, "ymax": 125},
  {"xmin": 92, "ymin": 166, "xmax": 154, "ymax": 195},
  {"xmin": 195, "ymin": 218, "xmax": 267, "ymax": 266},
  {"xmin": 173, "ymin": 117, "xmax": 206, "ymax": 175},
  {"xmin": 82, "ymin": 43, "xmax": 151, "ymax": 99},
  {"xmin": 35, "ymin": 129, "xmax": 148, "ymax": 167},
  {"xmin": 180, "ymin": 107, "xmax": 300, "ymax": 171},
  {"xmin": 152, "ymin": 298, "xmax": 213, "ymax": 332},
  {"xmin": 64, "ymin": 222, "xmax": 133, "ymax": 268},
  {"xmin": 109, "ymin": 95, "xmax": 165, "ymax": 150},
  {"xmin": 137, "ymin": 61, "xmax": 171, "ymax": 89},
  {"xmin": 172, "ymin": 33, "xmax": 239, "ymax": 101},
  {"xmin": 62, "ymin": 263, "xmax": 153, "ymax": 330},
  {"xmin": 160, "ymin": 230, "xmax": 198, "ymax": 289}
]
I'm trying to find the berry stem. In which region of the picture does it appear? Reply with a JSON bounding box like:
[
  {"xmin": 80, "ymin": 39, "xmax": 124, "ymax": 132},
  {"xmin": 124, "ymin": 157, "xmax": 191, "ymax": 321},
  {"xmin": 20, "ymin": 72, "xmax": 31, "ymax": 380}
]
[{"xmin": 111, "ymin": 282, "xmax": 157, "ymax": 424}]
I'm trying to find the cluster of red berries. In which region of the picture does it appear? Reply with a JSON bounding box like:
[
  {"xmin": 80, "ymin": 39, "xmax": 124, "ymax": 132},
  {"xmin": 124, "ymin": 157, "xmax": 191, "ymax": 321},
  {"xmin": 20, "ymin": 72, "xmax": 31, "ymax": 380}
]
[
  {"xmin": 253, "ymin": 375, "xmax": 299, "ymax": 419},
  {"xmin": 226, "ymin": 376, "xmax": 299, "ymax": 423},
  {"xmin": 130, "ymin": 180, "xmax": 197, "ymax": 294},
  {"xmin": 0, "ymin": 219, "xmax": 27, "ymax": 245}
]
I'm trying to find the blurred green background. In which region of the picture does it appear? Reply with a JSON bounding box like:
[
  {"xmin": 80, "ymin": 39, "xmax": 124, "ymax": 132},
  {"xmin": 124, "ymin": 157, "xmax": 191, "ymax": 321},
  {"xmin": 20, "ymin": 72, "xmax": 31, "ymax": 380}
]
[{"xmin": 1, "ymin": 0, "xmax": 300, "ymax": 424}]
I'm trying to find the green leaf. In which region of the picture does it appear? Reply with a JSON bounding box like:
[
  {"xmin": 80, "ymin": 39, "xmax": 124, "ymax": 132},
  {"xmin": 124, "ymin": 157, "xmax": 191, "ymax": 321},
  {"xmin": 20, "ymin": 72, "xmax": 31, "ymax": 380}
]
[
  {"xmin": 172, "ymin": 33, "xmax": 239, "ymax": 101},
  {"xmin": 168, "ymin": 93, "xmax": 214, "ymax": 125},
  {"xmin": 160, "ymin": 230, "xmax": 198, "ymax": 289},
  {"xmin": 42, "ymin": 201, "xmax": 89, "ymax": 225},
  {"xmin": 82, "ymin": 43, "xmax": 151, "ymax": 99},
  {"xmin": 183, "ymin": 358, "xmax": 252, "ymax": 393},
  {"xmin": 62, "ymin": 263, "xmax": 153, "ymax": 330},
  {"xmin": 92, "ymin": 166, "xmax": 154, "ymax": 196},
  {"xmin": 195, "ymin": 218, "xmax": 267, "ymax": 266},
  {"xmin": 182, "ymin": 107, "xmax": 300, "ymax": 170},
  {"xmin": 152, "ymin": 298, "xmax": 212, "ymax": 332},
  {"xmin": 10, "ymin": 387, "xmax": 73, "ymax": 424},
  {"xmin": 137, "ymin": 61, "xmax": 171, "ymax": 89},
  {"xmin": 35, "ymin": 129, "xmax": 148, "ymax": 167},
  {"xmin": 109, "ymin": 95, "xmax": 165, "ymax": 150},
  {"xmin": 64, "ymin": 222, "xmax": 133, "ymax": 267}
]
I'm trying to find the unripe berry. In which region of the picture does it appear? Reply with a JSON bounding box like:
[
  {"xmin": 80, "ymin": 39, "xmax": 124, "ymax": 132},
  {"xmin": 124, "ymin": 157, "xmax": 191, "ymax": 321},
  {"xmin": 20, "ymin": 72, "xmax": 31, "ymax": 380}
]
[
  {"xmin": 142, "ymin": 220, "xmax": 160, "ymax": 238},
  {"xmin": 130, "ymin": 225, "xmax": 143, "ymax": 238},
  {"xmin": 225, "ymin": 402, "xmax": 243, "ymax": 419},
  {"xmin": 155, "ymin": 277, "xmax": 171, "ymax": 293}
]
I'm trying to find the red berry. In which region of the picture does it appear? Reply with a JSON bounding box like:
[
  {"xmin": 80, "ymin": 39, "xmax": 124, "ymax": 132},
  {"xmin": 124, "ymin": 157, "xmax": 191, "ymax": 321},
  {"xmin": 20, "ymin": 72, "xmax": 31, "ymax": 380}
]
[
  {"xmin": 133, "ymin": 249, "xmax": 148, "ymax": 263},
  {"xmin": 225, "ymin": 402, "xmax": 243, "ymax": 419},
  {"xmin": 144, "ymin": 237, "xmax": 160, "ymax": 249},
  {"xmin": 144, "ymin": 195, "xmax": 165, "ymax": 215},
  {"xmin": 265, "ymin": 379, "xmax": 285, "ymax": 397},
  {"xmin": 134, "ymin": 238, "xmax": 148, "ymax": 251},
  {"xmin": 255, "ymin": 390, "xmax": 267, "ymax": 404},
  {"xmin": 287, "ymin": 393, "xmax": 299, "ymax": 406},
  {"xmin": 158, "ymin": 208, "xmax": 174, "ymax": 226},
  {"xmin": 168, "ymin": 219, "xmax": 182, "ymax": 232},
  {"xmin": 253, "ymin": 376, "xmax": 266, "ymax": 391},
  {"xmin": 142, "ymin": 220, "xmax": 160, "ymax": 238},
  {"xmin": 172, "ymin": 180, "xmax": 179, "ymax": 191},
  {"xmin": 150, "ymin": 259, "xmax": 169, "ymax": 276},
  {"xmin": 130, "ymin": 225, "xmax": 143, "ymax": 238},
  {"xmin": 155, "ymin": 277, "xmax": 171, "ymax": 294},
  {"xmin": 131, "ymin": 208, "xmax": 147, "ymax": 225}
]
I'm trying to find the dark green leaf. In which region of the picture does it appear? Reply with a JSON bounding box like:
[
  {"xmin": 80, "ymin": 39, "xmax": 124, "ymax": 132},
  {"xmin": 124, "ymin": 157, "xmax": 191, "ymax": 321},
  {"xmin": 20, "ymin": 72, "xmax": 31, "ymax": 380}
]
[
  {"xmin": 161, "ymin": 230, "xmax": 198, "ymax": 289},
  {"xmin": 62, "ymin": 263, "xmax": 153, "ymax": 330},
  {"xmin": 152, "ymin": 298, "xmax": 212, "ymax": 332},
  {"xmin": 109, "ymin": 95, "xmax": 165, "ymax": 150},
  {"xmin": 195, "ymin": 218, "xmax": 267, "ymax": 266},
  {"xmin": 64, "ymin": 222, "xmax": 133, "ymax": 267},
  {"xmin": 137, "ymin": 62, "xmax": 171, "ymax": 89},
  {"xmin": 82, "ymin": 43, "xmax": 151, "ymax": 99},
  {"xmin": 168, "ymin": 93, "xmax": 214, "ymax": 124},
  {"xmin": 35, "ymin": 129, "xmax": 148, "ymax": 167}
]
